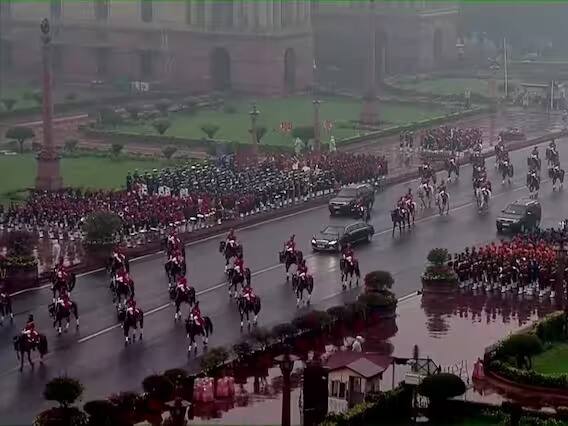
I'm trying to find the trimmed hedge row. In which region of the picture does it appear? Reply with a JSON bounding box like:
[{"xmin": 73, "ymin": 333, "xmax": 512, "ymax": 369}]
[{"xmin": 489, "ymin": 360, "xmax": 568, "ymax": 390}]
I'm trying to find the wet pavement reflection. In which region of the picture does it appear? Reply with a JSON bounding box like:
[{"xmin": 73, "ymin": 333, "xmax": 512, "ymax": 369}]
[{"xmin": 185, "ymin": 291, "xmax": 553, "ymax": 424}]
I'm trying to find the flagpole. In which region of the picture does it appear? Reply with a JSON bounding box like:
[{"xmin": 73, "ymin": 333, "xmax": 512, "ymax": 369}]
[{"xmin": 503, "ymin": 38, "xmax": 508, "ymax": 98}]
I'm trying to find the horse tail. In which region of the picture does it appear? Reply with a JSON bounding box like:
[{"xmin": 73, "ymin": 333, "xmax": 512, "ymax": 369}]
[
  {"xmin": 13, "ymin": 336, "xmax": 20, "ymax": 356},
  {"xmin": 255, "ymin": 297, "xmax": 262, "ymax": 315},
  {"xmin": 69, "ymin": 274, "xmax": 76, "ymax": 292},
  {"xmin": 72, "ymin": 302, "xmax": 79, "ymax": 318},
  {"xmin": 205, "ymin": 317, "xmax": 213, "ymax": 335},
  {"xmin": 138, "ymin": 310, "xmax": 144, "ymax": 328},
  {"xmin": 38, "ymin": 335, "xmax": 48, "ymax": 355},
  {"xmin": 245, "ymin": 268, "xmax": 251, "ymax": 286}
]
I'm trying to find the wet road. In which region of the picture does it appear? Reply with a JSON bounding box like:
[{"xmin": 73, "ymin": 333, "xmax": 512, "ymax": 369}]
[{"xmin": 2, "ymin": 137, "xmax": 568, "ymax": 423}]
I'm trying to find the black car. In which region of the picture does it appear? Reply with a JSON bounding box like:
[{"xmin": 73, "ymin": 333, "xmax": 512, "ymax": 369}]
[
  {"xmin": 496, "ymin": 199, "xmax": 541, "ymax": 234},
  {"xmin": 311, "ymin": 222, "xmax": 375, "ymax": 252},
  {"xmin": 328, "ymin": 184, "xmax": 375, "ymax": 216}
]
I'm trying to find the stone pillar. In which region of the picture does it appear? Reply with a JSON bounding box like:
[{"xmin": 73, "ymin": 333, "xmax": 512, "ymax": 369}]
[
  {"xmin": 36, "ymin": 18, "xmax": 63, "ymax": 191},
  {"xmin": 232, "ymin": 0, "xmax": 241, "ymax": 28},
  {"xmin": 273, "ymin": 0, "xmax": 281, "ymax": 29},
  {"xmin": 204, "ymin": 2, "xmax": 212, "ymax": 29},
  {"xmin": 360, "ymin": 20, "xmax": 379, "ymax": 126},
  {"xmin": 266, "ymin": 0, "xmax": 274, "ymax": 30}
]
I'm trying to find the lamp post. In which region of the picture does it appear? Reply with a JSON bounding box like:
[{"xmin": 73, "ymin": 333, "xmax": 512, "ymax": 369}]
[
  {"xmin": 35, "ymin": 18, "xmax": 62, "ymax": 190},
  {"xmin": 313, "ymin": 99, "xmax": 321, "ymax": 152},
  {"xmin": 274, "ymin": 349, "xmax": 300, "ymax": 426},
  {"xmin": 249, "ymin": 103, "xmax": 260, "ymax": 155}
]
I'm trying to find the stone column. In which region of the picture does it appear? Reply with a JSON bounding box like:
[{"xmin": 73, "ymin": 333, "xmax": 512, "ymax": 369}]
[
  {"xmin": 273, "ymin": 0, "xmax": 281, "ymax": 30},
  {"xmin": 36, "ymin": 18, "xmax": 62, "ymax": 191}
]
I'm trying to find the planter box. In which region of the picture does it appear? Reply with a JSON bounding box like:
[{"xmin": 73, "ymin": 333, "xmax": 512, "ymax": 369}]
[
  {"xmin": 83, "ymin": 242, "xmax": 115, "ymax": 264},
  {"xmin": 422, "ymin": 276, "xmax": 458, "ymax": 294},
  {"xmin": 367, "ymin": 303, "xmax": 397, "ymax": 320}
]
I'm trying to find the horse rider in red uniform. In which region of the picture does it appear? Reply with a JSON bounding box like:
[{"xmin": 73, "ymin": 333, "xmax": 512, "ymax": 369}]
[
  {"xmin": 22, "ymin": 314, "xmax": 40, "ymax": 344},
  {"xmin": 227, "ymin": 228, "xmax": 236, "ymax": 245},
  {"xmin": 342, "ymin": 243, "xmax": 355, "ymax": 263},
  {"xmin": 176, "ymin": 276, "xmax": 190, "ymax": 292},
  {"xmin": 126, "ymin": 298, "xmax": 138, "ymax": 316},
  {"xmin": 297, "ymin": 259, "xmax": 309, "ymax": 282},
  {"xmin": 190, "ymin": 301, "xmax": 204, "ymax": 328},
  {"xmin": 242, "ymin": 285, "xmax": 256, "ymax": 303},
  {"xmin": 116, "ymin": 267, "xmax": 133, "ymax": 288},
  {"xmin": 54, "ymin": 258, "xmax": 69, "ymax": 283},
  {"xmin": 56, "ymin": 291, "xmax": 72, "ymax": 310},
  {"xmin": 285, "ymin": 234, "xmax": 296, "ymax": 253},
  {"xmin": 234, "ymin": 254, "xmax": 245, "ymax": 275}
]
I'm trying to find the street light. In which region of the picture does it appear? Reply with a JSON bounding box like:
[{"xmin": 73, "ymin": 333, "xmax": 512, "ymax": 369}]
[
  {"xmin": 249, "ymin": 103, "xmax": 260, "ymax": 143},
  {"xmin": 274, "ymin": 347, "xmax": 300, "ymax": 426}
]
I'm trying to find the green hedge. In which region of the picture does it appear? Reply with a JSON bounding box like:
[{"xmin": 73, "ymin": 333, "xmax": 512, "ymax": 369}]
[
  {"xmin": 321, "ymin": 385, "xmax": 412, "ymax": 426},
  {"xmin": 489, "ymin": 360, "xmax": 568, "ymax": 390},
  {"xmin": 487, "ymin": 313, "xmax": 568, "ymax": 390}
]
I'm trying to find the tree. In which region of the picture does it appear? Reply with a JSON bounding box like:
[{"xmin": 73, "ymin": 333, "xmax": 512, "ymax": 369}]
[
  {"xmin": 152, "ymin": 118, "xmax": 171, "ymax": 135},
  {"xmin": 499, "ymin": 334, "xmax": 543, "ymax": 369},
  {"xmin": 155, "ymin": 99, "xmax": 172, "ymax": 115},
  {"xmin": 83, "ymin": 211, "xmax": 122, "ymax": 245},
  {"xmin": 291, "ymin": 125, "xmax": 315, "ymax": 144},
  {"xmin": 64, "ymin": 138, "xmax": 79, "ymax": 153},
  {"xmin": 97, "ymin": 108, "xmax": 122, "ymax": 128},
  {"xmin": 125, "ymin": 105, "xmax": 141, "ymax": 120},
  {"xmin": 200, "ymin": 123, "xmax": 220, "ymax": 139},
  {"xmin": 1, "ymin": 98, "xmax": 17, "ymax": 111},
  {"xmin": 110, "ymin": 143, "xmax": 124, "ymax": 157},
  {"xmin": 5, "ymin": 126, "xmax": 35, "ymax": 153},
  {"xmin": 162, "ymin": 146, "xmax": 177, "ymax": 160}
]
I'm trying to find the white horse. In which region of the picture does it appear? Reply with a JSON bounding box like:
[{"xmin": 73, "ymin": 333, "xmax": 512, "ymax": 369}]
[{"xmin": 417, "ymin": 182, "xmax": 434, "ymax": 209}]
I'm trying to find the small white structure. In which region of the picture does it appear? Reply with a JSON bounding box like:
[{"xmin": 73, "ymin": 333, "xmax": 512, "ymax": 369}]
[{"xmin": 324, "ymin": 351, "xmax": 390, "ymax": 414}]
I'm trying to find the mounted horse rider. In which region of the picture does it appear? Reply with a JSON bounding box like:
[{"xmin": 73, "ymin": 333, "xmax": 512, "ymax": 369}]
[
  {"xmin": 22, "ymin": 314, "xmax": 40, "ymax": 345},
  {"xmin": 166, "ymin": 231, "xmax": 185, "ymax": 258},
  {"xmin": 190, "ymin": 301, "xmax": 204, "ymax": 328},
  {"xmin": 418, "ymin": 179, "xmax": 434, "ymax": 209}
]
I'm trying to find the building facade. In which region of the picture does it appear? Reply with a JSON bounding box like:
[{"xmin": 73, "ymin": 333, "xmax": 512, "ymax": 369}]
[
  {"xmin": 313, "ymin": 1, "xmax": 460, "ymax": 91},
  {"xmin": 0, "ymin": 1, "xmax": 458, "ymax": 96},
  {"xmin": 0, "ymin": 0, "xmax": 313, "ymax": 95}
]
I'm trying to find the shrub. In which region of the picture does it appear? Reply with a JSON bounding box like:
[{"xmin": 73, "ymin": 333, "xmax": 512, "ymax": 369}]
[
  {"xmin": 83, "ymin": 211, "xmax": 122, "ymax": 245},
  {"xmin": 34, "ymin": 407, "xmax": 87, "ymax": 426},
  {"xmin": 200, "ymin": 347, "xmax": 229, "ymax": 374},
  {"xmin": 6, "ymin": 230, "xmax": 36, "ymax": 257},
  {"xmin": 163, "ymin": 368, "xmax": 188, "ymax": 387},
  {"xmin": 44, "ymin": 377, "xmax": 84, "ymax": 408},
  {"xmin": 64, "ymin": 138, "xmax": 79, "ymax": 152},
  {"xmin": 152, "ymin": 118, "xmax": 171, "ymax": 135},
  {"xmin": 83, "ymin": 400, "xmax": 117, "ymax": 426},
  {"xmin": 98, "ymin": 108, "xmax": 122, "ymax": 127},
  {"xmin": 291, "ymin": 125, "xmax": 315, "ymax": 144},
  {"xmin": 200, "ymin": 123, "xmax": 220, "ymax": 139},
  {"xmin": 1, "ymin": 98, "xmax": 17, "ymax": 111},
  {"xmin": 498, "ymin": 333, "xmax": 543, "ymax": 369},
  {"xmin": 110, "ymin": 143, "xmax": 124, "ymax": 157},
  {"xmin": 489, "ymin": 360, "xmax": 568, "ymax": 390},
  {"xmin": 536, "ymin": 312, "xmax": 567, "ymax": 343},
  {"xmin": 364, "ymin": 270, "xmax": 394, "ymax": 293},
  {"xmin": 5, "ymin": 126, "xmax": 35, "ymax": 153},
  {"xmin": 223, "ymin": 104, "xmax": 237, "ymax": 114},
  {"xmin": 233, "ymin": 342, "xmax": 253, "ymax": 360},
  {"xmin": 417, "ymin": 373, "xmax": 466, "ymax": 401},
  {"xmin": 141, "ymin": 375, "xmax": 174, "ymax": 403},
  {"xmin": 427, "ymin": 248, "xmax": 450, "ymax": 266},
  {"xmin": 161, "ymin": 146, "xmax": 177, "ymax": 160},
  {"xmin": 107, "ymin": 391, "xmax": 138, "ymax": 414},
  {"xmin": 358, "ymin": 292, "xmax": 397, "ymax": 309},
  {"xmin": 272, "ymin": 323, "xmax": 298, "ymax": 342},
  {"xmin": 155, "ymin": 99, "xmax": 172, "ymax": 115},
  {"xmin": 251, "ymin": 327, "xmax": 271, "ymax": 348},
  {"xmin": 125, "ymin": 105, "xmax": 141, "ymax": 120}
]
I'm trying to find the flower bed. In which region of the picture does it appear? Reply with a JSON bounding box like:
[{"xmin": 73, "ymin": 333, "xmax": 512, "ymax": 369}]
[{"xmin": 421, "ymin": 248, "xmax": 458, "ymax": 293}]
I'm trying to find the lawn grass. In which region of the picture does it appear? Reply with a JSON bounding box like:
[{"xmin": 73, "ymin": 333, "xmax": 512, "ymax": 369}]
[
  {"xmin": 391, "ymin": 77, "xmax": 520, "ymax": 97},
  {"xmin": 0, "ymin": 154, "xmax": 175, "ymax": 203},
  {"xmin": 533, "ymin": 343, "xmax": 568, "ymax": 375},
  {"xmin": 110, "ymin": 96, "xmax": 451, "ymax": 146},
  {"xmin": 0, "ymin": 86, "xmax": 42, "ymax": 111}
]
